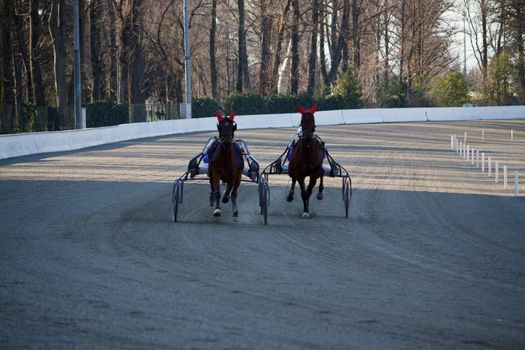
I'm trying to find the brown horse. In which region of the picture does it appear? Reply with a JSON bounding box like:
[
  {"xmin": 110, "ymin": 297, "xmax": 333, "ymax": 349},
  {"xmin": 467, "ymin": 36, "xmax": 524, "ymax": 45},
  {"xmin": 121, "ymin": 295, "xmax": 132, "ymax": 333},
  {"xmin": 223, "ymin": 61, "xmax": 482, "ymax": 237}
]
[
  {"xmin": 287, "ymin": 104, "xmax": 325, "ymax": 218},
  {"xmin": 208, "ymin": 112, "xmax": 244, "ymax": 218}
]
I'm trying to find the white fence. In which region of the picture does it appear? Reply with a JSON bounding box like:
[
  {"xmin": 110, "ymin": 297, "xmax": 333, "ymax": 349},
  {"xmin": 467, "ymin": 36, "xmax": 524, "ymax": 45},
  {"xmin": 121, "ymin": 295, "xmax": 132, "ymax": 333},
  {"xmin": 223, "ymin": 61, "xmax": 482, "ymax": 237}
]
[
  {"xmin": 1, "ymin": 105, "xmax": 524, "ymax": 160},
  {"xmin": 451, "ymin": 132, "xmax": 522, "ymax": 196}
]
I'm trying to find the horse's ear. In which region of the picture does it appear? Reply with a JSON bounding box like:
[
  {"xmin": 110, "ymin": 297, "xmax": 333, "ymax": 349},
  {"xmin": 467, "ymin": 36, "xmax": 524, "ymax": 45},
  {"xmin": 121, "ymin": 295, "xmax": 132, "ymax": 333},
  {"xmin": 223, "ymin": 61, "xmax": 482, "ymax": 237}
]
[
  {"xmin": 309, "ymin": 103, "xmax": 318, "ymax": 113},
  {"xmin": 229, "ymin": 111, "xmax": 235, "ymax": 121},
  {"xmin": 297, "ymin": 105, "xmax": 306, "ymax": 114},
  {"xmin": 215, "ymin": 112, "xmax": 223, "ymax": 122}
]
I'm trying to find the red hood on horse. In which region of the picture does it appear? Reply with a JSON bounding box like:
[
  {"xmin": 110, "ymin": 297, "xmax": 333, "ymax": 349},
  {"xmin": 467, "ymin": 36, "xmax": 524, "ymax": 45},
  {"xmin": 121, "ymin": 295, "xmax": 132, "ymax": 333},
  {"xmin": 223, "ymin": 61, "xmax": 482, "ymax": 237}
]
[{"xmin": 287, "ymin": 104, "xmax": 325, "ymax": 218}]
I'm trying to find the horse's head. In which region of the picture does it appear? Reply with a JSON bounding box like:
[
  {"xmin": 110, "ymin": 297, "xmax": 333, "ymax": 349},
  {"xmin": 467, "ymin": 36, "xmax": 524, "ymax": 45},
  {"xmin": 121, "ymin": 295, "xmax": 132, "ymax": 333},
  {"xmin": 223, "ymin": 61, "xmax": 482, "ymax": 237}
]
[
  {"xmin": 215, "ymin": 111, "xmax": 237, "ymax": 143},
  {"xmin": 297, "ymin": 103, "xmax": 318, "ymax": 140}
]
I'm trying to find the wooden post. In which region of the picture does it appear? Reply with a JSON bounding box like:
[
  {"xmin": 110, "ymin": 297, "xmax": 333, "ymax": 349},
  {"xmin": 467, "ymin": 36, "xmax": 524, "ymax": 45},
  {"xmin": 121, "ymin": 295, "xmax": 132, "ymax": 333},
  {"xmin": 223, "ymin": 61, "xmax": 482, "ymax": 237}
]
[
  {"xmin": 503, "ymin": 165, "xmax": 508, "ymax": 189},
  {"xmin": 515, "ymin": 171, "xmax": 519, "ymax": 196}
]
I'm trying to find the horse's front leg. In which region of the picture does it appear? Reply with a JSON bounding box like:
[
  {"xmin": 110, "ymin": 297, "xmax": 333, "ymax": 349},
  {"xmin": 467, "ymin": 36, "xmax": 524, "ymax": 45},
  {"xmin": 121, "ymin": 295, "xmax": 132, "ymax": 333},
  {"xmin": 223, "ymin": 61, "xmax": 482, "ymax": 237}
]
[
  {"xmin": 286, "ymin": 178, "xmax": 296, "ymax": 202},
  {"xmin": 222, "ymin": 181, "xmax": 232, "ymax": 204},
  {"xmin": 230, "ymin": 172, "xmax": 242, "ymax": 219},
  {"xmin": 316, "ymin": 173, "xmax": 324, "ymax": 200},
  {"xmin": 301, "ymin": 176, "xmax": 318, "ymax": 218},
  {"xmin": 211, "ymin": 176, "xmax": 222, "ymax": 216}
]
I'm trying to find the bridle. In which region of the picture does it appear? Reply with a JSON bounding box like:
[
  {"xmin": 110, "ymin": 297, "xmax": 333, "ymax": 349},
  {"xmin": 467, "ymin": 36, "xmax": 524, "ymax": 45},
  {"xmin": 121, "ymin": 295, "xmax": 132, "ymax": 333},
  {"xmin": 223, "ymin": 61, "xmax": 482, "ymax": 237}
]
[
  {"xmin": 215, "ymin": 111, "xmax": 237, "ymax": 145},
  {"xmin": 297, "ymin": 103, "xmax": 318, "ymax": 142}
]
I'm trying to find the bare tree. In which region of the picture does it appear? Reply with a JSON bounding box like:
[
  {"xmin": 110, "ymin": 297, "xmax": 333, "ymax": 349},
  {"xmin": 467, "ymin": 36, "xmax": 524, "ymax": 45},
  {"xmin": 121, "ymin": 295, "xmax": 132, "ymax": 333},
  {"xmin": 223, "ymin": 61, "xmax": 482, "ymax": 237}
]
[
  {"xmin": 307, "ymin": 0, "xmax": 320, "ymax": 94},
  {"xmin": 29, "ymin": 0, "xmax": 46, "ymax": 106},
  {"xmin": 90, "ymin": 0, "xmax": 106, "ymax": 101},
  {"xmin": 49, "ymin": 0, "xmax": 68, "ymax": 119},
  {"xmin": 1, "ymin": 1, "xmax": 15, "ymax": 133},
  {"xmin": 258, "ymin": 0, "xmax": 273, "ymax": 95},
  {"xmin": 290, "ymin": 0, "xmax": 300, "ymax": 94},
  {"xmin": 237, "ymin": 0, "xmax": 250, "ymax": 92},
  {"xmin": 210, "ymin": 0, "xmax": 218, "ymax": 99}
]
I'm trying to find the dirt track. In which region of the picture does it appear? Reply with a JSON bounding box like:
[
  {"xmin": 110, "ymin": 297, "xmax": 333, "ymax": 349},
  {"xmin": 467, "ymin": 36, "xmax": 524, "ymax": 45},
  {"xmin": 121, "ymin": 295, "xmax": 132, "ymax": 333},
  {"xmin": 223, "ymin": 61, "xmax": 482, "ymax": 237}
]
[{"xmin": 1, "ymin": 120, "xmax": 525, "ymax": 349}]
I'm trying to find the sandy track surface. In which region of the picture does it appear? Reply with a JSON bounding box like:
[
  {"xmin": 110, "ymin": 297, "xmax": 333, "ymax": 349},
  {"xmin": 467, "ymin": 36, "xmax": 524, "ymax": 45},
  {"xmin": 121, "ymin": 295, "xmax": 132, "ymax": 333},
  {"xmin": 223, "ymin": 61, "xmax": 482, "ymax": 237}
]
[{"xmin": 1, "ymin": 120, "xmax": 524, "ymax": 349}]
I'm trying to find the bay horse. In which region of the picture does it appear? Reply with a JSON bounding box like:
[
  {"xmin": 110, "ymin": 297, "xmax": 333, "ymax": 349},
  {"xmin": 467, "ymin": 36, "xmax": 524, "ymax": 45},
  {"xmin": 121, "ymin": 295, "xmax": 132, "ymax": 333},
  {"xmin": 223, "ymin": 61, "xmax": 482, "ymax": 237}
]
[
  {"xmin": 287, "ymin": 104, "xmax": 325, "ymax": 218},
  {"xmin": 209, "ymin": 112, "xmax": 244, "ymax": 218}
]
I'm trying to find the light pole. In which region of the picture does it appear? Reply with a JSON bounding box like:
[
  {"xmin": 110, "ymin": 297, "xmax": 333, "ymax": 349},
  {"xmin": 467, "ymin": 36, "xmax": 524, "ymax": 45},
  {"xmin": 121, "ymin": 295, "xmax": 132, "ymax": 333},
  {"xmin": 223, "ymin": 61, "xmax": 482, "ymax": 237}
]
[{"xmin": 183, "ymin": 0, "xmax": 192, "ymax": 119}]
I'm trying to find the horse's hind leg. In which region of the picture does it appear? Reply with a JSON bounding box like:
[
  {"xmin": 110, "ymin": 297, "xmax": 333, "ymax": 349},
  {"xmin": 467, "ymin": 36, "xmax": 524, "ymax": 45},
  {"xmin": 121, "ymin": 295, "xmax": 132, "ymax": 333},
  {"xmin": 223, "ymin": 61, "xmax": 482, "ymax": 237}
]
[
  {"xmin": 298, "ymin": 178, "xmax": 310, "ymax": 218},
  {"xmin": 286, "ymin": 178, "xmax": 296, "ymax": 202},
  {"xmin": 316, "ymin": 174, "xmax": 324, "ymax": 200}
]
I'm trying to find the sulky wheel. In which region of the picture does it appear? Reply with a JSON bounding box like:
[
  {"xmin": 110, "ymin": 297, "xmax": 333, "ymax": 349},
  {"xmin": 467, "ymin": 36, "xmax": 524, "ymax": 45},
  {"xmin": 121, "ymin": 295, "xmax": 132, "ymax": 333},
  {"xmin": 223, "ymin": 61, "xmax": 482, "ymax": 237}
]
[
  {"xmin": 259, "ymin": 179, "xmax": 269, "ymax": 225},
  {"xmin": 262, "ymin": 187, "xmax": 268, "ymax": 225},
  {"xmin": 172, "ymin": 181, "xmax": 181, "ymax": 222},
  {"xmin": 343, "ymin": 177, "xmax": 351, "ymax": 218}
]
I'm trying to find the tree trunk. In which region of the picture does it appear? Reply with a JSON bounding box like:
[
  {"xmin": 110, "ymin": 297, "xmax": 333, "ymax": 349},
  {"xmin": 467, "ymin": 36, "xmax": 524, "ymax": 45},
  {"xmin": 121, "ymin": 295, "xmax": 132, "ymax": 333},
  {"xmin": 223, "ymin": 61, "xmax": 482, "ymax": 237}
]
[
  {"xmin": 90, "ymin": 1, "xmax": 105, "ymax": 101},
  {"xmin": 399, "ymin": 0, "xmax": 406, "ymax": 84},
  {"xmin": 481, "ymin": 0, "xmax": 489, "ymax": 80},
  {"xmin": 210, "ymin": 0, "xmax": 218, "ymax": 99},
  {"xmin": 383, "ymin": 0, "xmax": 390, "ymax": 83},
  {"xmin": 290, "ymin": 0, "xmax": 300, "ymax": 94},
  {"xmin": 29, "ymin": 0, "xmax": 46, "ymax": 106},
  {"xmin": 516, "ymin": 1, "xmax": 525, "ymax": 100},
  {"xmin": 259, "ymin": 0, "xmax": 273, "ymax": 95},
  {"xmin": 351, "ymin": 0, "xmax": 360, "ymax": 72},
  {"xmin": 319, "ymin": 1, "xmax": 329, "ymax": 88},
  {"xmin": 14, "ymin": 48, "xmax": 24, "ymax": 131},
  {"xmin": 13, "ymin": 7, "xmax": 32, "ymax": 104},
  {"xmin": 328, "ymin": 0, "xmax": 350, "ymax": 84},
  {"xmin": 1, "ymin": 1, "xmax": 15, "ymax": 133},
  {"xmin": 108, "ymin": 0, "xmax": 118, "ymax": 100},
  {"xmin": 237, "ymin": 0, "xmax": 250, "ymax": 92},
  {"xmin": 119, "ymin": 2, "xmax": 131, "ymax": 104},
  {"xmin": 49, "ymin": 0, "xmax": 68, "ymax": 122},
  {"xmin": 271, "ymin": 0, "xmax": 291, "ymax": 94},
  {"xmin": 129, "ymin": 0, "xmax": 145, "ymax": 122},
  {"xmin": 307, "ymin": 0, "xmax": 320, "ymax": 95}
]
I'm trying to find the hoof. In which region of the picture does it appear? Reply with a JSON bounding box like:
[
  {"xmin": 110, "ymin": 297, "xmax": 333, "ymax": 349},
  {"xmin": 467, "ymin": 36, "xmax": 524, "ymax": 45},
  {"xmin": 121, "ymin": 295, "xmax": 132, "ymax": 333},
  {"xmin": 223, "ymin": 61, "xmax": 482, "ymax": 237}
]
[
  {"xmin": 232, "ymin": 212, "xmax": 239, "ymax": 222},
  {"xmin": 316, "ymin": 192, "xmax": 324, "ymax": 200},
  {"xmin": 286, "ymin": 193, "xmax": 294, "ymax": 202},
  {"xmin": 301, "ymin": 212, "xmax": 311, "ymax": 219},
  {"xmin": 213, "ymin": 209, "xmax": 222, "ymax": 217},
  {"xmin": 222, "ymin": 196, "xmax": 229, "ymax": 204},
  {"xmin": 233, "ymin": 211, "xmax": 238, "ymax": 218}
]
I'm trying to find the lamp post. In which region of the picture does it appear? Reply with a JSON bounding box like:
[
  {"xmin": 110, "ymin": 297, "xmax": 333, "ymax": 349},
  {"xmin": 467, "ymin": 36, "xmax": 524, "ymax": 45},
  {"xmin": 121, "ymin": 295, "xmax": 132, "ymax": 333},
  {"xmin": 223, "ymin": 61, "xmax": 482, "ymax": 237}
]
[
  {"xmin": 73, "ymin": 0, "xmax": 82, "ymax": 128},
  {"xmin": 183, "ymin": 0, "xmax": 192, "ymax": 119}
]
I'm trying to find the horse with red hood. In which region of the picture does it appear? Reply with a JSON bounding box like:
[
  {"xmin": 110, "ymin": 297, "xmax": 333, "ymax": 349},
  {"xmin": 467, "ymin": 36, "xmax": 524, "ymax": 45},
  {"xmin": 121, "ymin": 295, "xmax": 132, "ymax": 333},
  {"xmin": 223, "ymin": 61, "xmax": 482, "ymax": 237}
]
[
  {"xmin": 287, "ymin": 103, "xmax": 326, "ymax": 218},
  {"xmin": 208, "ymin": 111, "xmax": 244, "ymax": 218}
]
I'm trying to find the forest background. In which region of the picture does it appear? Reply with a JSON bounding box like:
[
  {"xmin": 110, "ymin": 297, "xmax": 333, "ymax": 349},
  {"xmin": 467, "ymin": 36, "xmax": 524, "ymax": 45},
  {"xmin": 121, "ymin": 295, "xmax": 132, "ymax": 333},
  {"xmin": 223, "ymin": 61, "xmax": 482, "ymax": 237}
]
[{"xmin": 0, "ymin": 0, "xmax": 524, "ymax": 133}]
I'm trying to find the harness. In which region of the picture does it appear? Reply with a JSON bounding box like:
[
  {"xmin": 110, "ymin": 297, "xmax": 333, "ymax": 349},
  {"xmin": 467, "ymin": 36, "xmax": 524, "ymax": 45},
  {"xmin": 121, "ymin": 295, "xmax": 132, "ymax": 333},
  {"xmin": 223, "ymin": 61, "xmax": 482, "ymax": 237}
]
[{"xmin": 287, "ymin": 135, "xmax": 326, "ymax": 161}]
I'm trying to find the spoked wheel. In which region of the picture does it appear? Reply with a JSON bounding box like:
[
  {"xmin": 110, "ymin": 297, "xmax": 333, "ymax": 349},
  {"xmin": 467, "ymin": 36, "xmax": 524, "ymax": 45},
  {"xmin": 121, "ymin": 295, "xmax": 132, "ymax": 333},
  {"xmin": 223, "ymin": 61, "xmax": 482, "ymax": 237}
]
[
  {"xmin": 343, "ymin": 177, "xmax": 351, "ymax": 218},
  {"xmin": 259, "ymin": 178, "xmax": 270, "ymax": 225},
  {"xmin": 172, "ymin": 180, "xmax": 181, "ymax": 222}
]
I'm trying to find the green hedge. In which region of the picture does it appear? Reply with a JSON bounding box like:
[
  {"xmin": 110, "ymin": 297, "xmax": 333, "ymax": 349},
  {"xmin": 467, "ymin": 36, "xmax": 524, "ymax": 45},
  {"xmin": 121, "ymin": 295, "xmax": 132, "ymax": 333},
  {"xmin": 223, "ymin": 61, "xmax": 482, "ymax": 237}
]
[
  {"xmin": 86, "ymin": 101, "xmax": 129, "ymax": 127},
  {"xmin": 222, "ymin": 92, "xmax": 358, "ymax": 115},
  {"xmin": 192, "ymin": 97, "xmax": 221, "ymax": 118}
]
